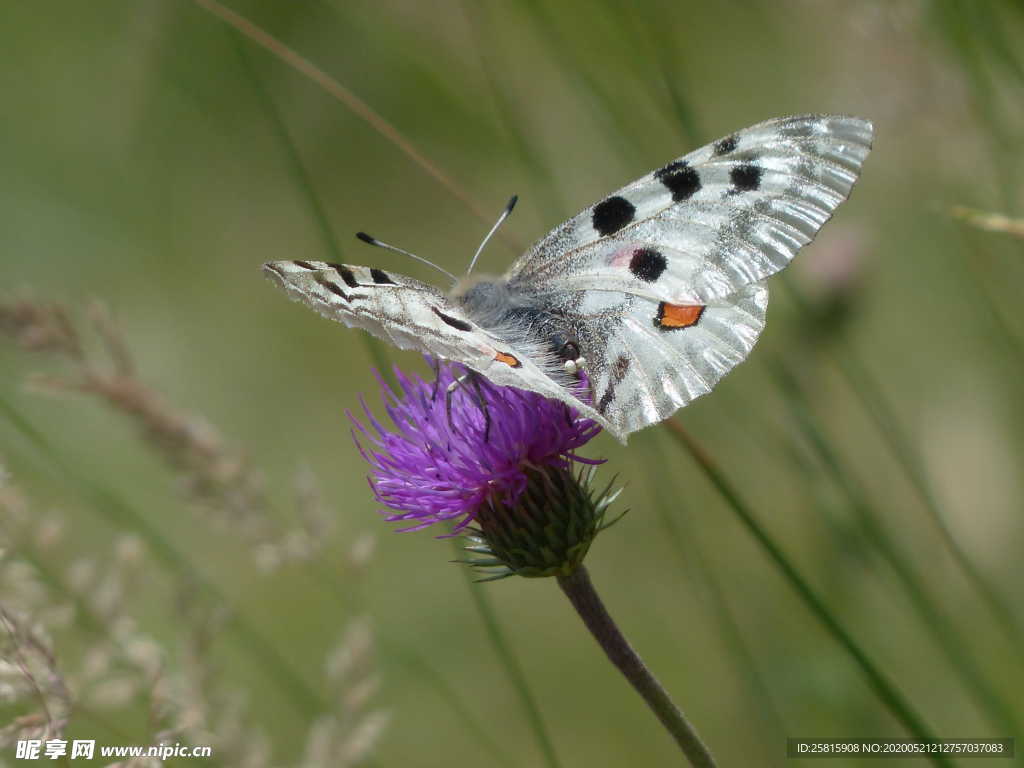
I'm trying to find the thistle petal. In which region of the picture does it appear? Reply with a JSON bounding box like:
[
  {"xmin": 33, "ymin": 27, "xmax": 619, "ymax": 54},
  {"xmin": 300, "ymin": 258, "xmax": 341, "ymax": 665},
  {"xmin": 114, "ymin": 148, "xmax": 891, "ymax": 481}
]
[{"xmin": 353, "ymin": 359, "xmax": 603, "ymax": 534}]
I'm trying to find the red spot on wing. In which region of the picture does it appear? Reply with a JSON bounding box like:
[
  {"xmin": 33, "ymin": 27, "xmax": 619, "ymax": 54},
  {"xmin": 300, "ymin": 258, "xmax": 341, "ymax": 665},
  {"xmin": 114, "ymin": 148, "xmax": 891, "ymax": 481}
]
[
  {"xmin": 609, "ymin": 246, "xmax": 634, "ymax": 268},
  {"xmin": 494, "ymin": 351, "xmax": 521, "ymax": 368},
  {"xmin": 655, "ymin": 303, "xmax": 705, "ymax": 329}
]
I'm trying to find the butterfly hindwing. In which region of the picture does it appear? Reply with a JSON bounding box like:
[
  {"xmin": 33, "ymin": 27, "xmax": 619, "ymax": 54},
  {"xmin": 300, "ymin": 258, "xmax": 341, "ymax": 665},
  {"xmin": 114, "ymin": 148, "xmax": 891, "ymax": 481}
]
[{"xmin": 574, "ymin": 284, "xmax": 768, "ymax": 436}]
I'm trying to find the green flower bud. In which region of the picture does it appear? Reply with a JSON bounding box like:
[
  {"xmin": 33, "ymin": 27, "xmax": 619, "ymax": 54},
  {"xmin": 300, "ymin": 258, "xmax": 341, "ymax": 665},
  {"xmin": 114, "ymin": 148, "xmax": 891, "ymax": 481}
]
[{"xmin": 461, "ymin": 465, "xmax": 624, "ymax": 581}]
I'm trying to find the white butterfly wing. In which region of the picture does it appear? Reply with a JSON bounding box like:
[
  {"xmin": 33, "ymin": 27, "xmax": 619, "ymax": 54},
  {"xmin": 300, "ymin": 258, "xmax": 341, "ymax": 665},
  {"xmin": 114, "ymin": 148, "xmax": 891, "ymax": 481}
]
[
  {"xmin": 262, "ymin": 259, "xmax": 615, "ymax": 430},
  {"xmin": 567, "ymin": 283, "xmax": 768, "ymax": 437},
  {"xmin": 505, "ymin": 114, "xmax": 872, "ymax": 438},
  {"xmin": 264, "ymin": 115, "xmax": 871, "ymax": 444},
  {"xmin": 510, "ymin": 114, "xmax": 873, "ymax": 303}
]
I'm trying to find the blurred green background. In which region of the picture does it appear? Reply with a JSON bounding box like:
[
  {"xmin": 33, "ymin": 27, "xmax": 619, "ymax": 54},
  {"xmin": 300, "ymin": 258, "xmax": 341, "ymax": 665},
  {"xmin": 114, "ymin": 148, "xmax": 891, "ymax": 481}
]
[{"xmin": 2, "ymin": 1, "xmax": 1022, "ymax": 766}]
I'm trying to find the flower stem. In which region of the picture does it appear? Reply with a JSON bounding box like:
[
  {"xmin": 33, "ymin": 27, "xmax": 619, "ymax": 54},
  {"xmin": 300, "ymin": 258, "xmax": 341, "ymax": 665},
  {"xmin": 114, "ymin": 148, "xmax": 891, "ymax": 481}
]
[{"xmin": 556, "ymin": 565, "xmax": 716, "ymax": 767}]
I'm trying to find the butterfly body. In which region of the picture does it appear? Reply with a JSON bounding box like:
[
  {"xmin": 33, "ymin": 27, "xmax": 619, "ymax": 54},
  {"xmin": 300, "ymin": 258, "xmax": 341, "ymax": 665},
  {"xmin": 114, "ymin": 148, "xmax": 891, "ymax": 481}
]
[
  {"xmin": 452, "ymin": 276, "xmax": 583, "ymax": 378},
  {"xmin": 264, "ymin": 115, "xmax": 873, "ymax": 443}
]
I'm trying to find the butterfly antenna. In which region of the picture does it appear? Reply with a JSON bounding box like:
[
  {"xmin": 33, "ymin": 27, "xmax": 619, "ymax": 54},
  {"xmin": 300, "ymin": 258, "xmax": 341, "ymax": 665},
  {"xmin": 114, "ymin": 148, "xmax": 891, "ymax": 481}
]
[
  {"xmin": 466, "ymin": 195, "xmax": 517, "ymax": 276},
  {"xmin": 355, "ymin": 232, "xmax": 456, "ymax": 281}
]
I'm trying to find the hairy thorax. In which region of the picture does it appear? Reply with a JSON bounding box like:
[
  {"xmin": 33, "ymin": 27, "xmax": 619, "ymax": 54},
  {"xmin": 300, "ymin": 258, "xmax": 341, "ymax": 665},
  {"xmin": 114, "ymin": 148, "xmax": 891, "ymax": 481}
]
[{"xmin": 451, "ymin": 277, "xmax": 582, "ymax": 373}]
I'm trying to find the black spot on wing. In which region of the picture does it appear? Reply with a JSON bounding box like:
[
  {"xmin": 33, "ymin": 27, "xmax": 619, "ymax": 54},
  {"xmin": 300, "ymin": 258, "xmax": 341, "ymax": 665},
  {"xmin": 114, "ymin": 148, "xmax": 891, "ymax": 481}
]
[
  {"xmin": 431, "ymin": 306, "xmax": 472, "ymax": 332},
  {"xmin": 654, "ymin": 160, "xmax": 701, "ymax": 202},
  {"xmin": 293, "ymin": 260, "xmax": 317, "ymax": 270},
  {"xmin": 592, "ymin": 196, "xmax": 636, "ymax": 236},
  {"xmin": 730, "ymin": 163, "xmax": 762, "ymax": 192},
  {"xmin": 629, "ymin": 248, "xmax": 667, "ymax": 283},
  {"xmin": 370, "ymin": 268, "xmax": 396, "ymax": 285},
  {"xmin": 597, "ymin": 355, "xmax": 631, "ymax": 415},
  {"xmin": 332, "ymin": 265, "xmax": 359, "ymax": 288},
  {"xmin": 314, "ymin": 275, "xmax": 350, "ymax": 301},
  {"xmin": 714, "ymin": 135, "xmax": 738, "ymax": 155},
  {"xmin": 263, "ymin": 263, "xmax": 286, "ymax": 279},
  {"xmin": 612, "ymin": 355, "xmax": 630, "ymax": 380}
]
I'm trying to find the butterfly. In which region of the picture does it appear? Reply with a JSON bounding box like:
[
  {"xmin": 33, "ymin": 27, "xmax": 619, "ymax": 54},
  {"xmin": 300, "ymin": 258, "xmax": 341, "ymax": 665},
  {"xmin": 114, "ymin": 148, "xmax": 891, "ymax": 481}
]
[{"xmin": 264, "ymin": 114, "xmax": 873, "ymax": 443}]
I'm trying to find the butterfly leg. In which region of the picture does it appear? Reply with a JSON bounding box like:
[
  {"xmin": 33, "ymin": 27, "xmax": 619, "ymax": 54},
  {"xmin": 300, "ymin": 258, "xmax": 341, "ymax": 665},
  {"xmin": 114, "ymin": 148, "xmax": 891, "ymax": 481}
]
[
  {"xmin": 468, "ymin": 373, "xmax": 492, "ymax": 442},
  {"xmin": 430, "ymin": 356, "xmax": 443, "ymax": 402},
  {"xmin": 562, "ymin": 403, "xmax": 574, "ymax": 429},
  {"xmin": 445, "ymin": 374, "xmax": 468, "ymax": 434},
  {"xmin": 445, "ymin": 371, "xmax": 492, "ymax": 441}
]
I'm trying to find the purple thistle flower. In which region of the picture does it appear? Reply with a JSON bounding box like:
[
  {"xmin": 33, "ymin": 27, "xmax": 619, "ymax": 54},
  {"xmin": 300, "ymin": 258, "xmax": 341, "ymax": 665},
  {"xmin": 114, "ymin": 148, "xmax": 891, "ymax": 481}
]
[{"xmin": 351, "ymin": 360, "xmax": 603, "ymax": 535}]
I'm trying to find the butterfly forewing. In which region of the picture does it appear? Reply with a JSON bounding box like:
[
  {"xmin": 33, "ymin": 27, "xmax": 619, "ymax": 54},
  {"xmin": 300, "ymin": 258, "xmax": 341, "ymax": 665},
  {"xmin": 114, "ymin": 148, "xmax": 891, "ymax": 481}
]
[
  {"xmin": 509, "ymin": 114, "xmax": 873, "ymax": 304},
  {"xmin": 262, "ymin": 259, "xmax": 616, "ymax": 431},
  {"xmin": 264, "ymin": 261, "xmax": 471, "ymax": 360}
]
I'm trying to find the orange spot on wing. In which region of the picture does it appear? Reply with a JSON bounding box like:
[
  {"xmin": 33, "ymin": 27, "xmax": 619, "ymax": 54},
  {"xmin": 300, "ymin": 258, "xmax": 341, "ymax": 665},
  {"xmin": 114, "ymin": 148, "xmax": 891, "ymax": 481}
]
[
  {"xmin": 494, "ymin": 351, "xmax": 521, "ymax": 367},
  {"xmin": 656, "ymin": 302, "xmax": 705, "ymax": 329}
]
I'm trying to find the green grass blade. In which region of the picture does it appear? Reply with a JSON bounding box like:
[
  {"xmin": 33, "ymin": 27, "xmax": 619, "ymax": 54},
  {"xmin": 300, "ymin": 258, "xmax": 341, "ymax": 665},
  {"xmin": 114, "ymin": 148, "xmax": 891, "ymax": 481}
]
[
  {"xmin": 1, "ymin": 516, "xmax": 161, "ymax": 743},
  {"xmin": 209, "ymin": 30, "xmax": 526, "ymax": 743},
  {"xmin": 771, "ymin": 359, "xmax": 1020, "ymax": 734},
  {"xmin": 646, "ymin": 434, "xmax": 789, "ymax": 759},
  {"xmin": 459, "ymin": 0, "xmax": 566, "ymax": 221},
  {"xmin": 304, "ymin": 557, "xmax": 515, "ymax": 766},
  {"xmin": 191, "ymin": 0, "xmax": 498, "ymax": 230},
  {"xmin": 453, "ymin": 541, "xmax": 562, "ymax": 768},
  {"xmin": 927, "ymin": 0, "xmax": 1021, "ymax": 209},
  {"xmin": 833, "ymin": 343, "xmax": 1021, "ymax": 647},
  {"xmin": 663, "ymin": 421, "xmax": 955, "ymax": 768},
  {"xmin": 380, "ymin": 635, "xmax": 518, "ymax": 768},
  {"xmin": 780, "ymin": 278, "xmax": 1023, "ymax": 650},
  {"xmin": 0, "ymin": 394, "xmax": 324, "ymax": 720},
  {"xmin": 951, "ymin": 230, "xmax": 1024, "ymax": 371},
  {"xmin": 232, "ymin": 33, "xmax": 394, "ymax": 383},
  {"xmin": 514, "ymin": 0, "xmax": 647, "ymax": 167}
]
